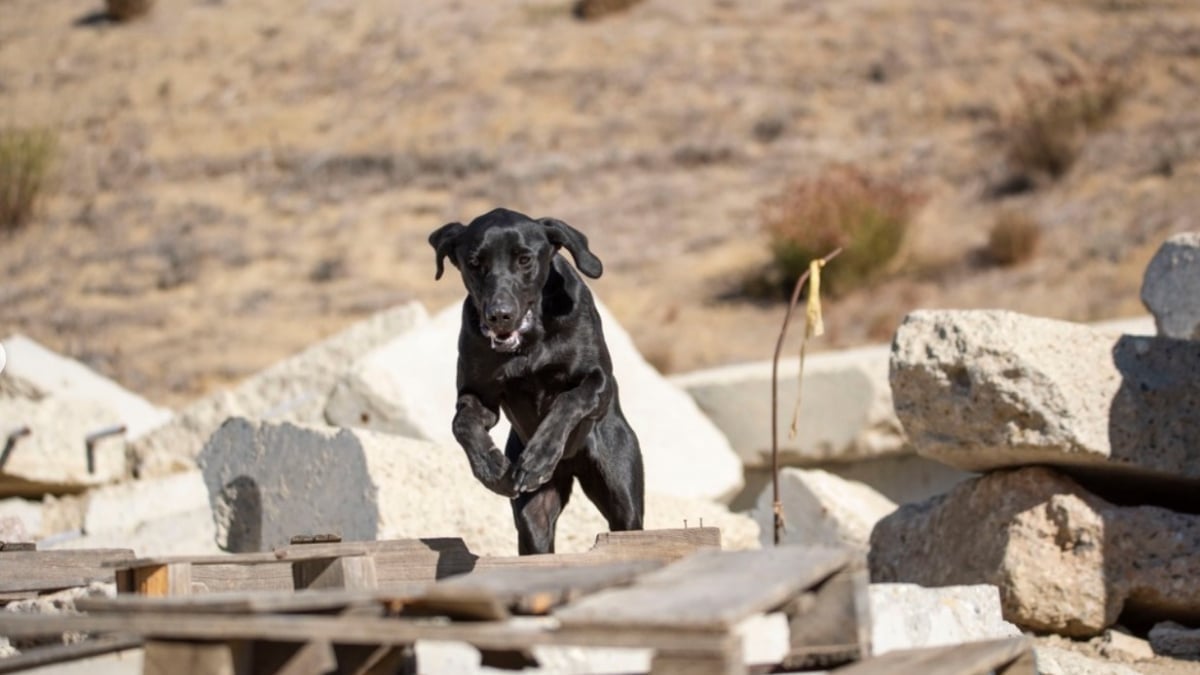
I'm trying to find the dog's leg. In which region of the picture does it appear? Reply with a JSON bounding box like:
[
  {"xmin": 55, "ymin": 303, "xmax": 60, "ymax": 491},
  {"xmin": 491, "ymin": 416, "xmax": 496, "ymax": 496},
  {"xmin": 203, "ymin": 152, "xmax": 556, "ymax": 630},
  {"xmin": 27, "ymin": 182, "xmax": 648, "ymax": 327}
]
[
  {"xmin": 509, "ymin": 465, "xmax": 574, "ymax": 555},
  {"xmin": 452, "ymin": 394, "xmax": 516, "ymax": 497},
  {"xmin": 508, "ymin": 369, "xmax": 608, "ymax": 494},
  {"xmin": 576, "ymin": 418, "xmax": 645, "ymax": 531}
]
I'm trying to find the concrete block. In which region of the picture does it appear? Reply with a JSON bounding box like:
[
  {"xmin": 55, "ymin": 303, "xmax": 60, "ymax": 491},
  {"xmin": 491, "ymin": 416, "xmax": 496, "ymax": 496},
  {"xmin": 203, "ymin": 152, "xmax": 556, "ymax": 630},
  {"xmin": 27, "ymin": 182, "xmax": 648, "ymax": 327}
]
[
  {"xmin": 891, "ymin": 309, "xmax": 1200, "ymax": 487},
  {"xmin": 82, "ymin": 471, "xmax": 209, "ymax": 535},
  {"xmin": 326, "ymin": 301, "xmax": 744, "ymax": 503},
  {"xmin": 1141, "ymin": 232, "xmax": 1200, "ymax": 339},
  {"xmin": 0, "ymin": 397, "xmax": 128, "ymax": 496},
  {"xmin": 131, "ymin": 302, "xmax": 427, "ymax": 477},
  {"xmin": 670, "ymin": 345, "xmax": 907, "ymax": 468},
  {"xmin": 198, "ymin": 418, "xmax": 757, "ymax": 555},
  {"xmin": 0, "ymin": 334, "xmax": 171, "ymax": 440},
  {"xmin": 751, "ymin": 468, "xmax": 895, "ymax": 550},
  {"xmin": 869, "ymin": 583, "xmax": 1022, "ymax": 655}
]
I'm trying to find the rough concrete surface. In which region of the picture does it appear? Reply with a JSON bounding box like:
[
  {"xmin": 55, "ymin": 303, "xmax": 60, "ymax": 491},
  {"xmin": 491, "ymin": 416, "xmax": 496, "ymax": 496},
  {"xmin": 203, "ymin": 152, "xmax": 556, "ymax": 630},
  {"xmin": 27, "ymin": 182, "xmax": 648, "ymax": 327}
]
[
  {"xmin": 0, "ymin": 397, "xmax": 129, "ymax": 496},
  {"xmin": 890, "ymin": 309, "xmax": 1200, "ymax": 486},
  {"xmin": 751, "ymin": 468, "xmax": 895, "ymax": 550},
  {"xmin": 131, "ymin": 302, "xmax": 427, "ymax": 477},
  {"xmin": 1141, "ymin": 232, "xmax": 1200, "ymax": 340},
  {"xmin": 869, "ymin": 583, "xmax": 1022, "ymax": 655},
  {"xmin": 1036, "ymin": 645, "xmax": 1143, "ymax": 675},
  {"xmin": 326, "ymin": 300, "xmax": 745, "ymax": 503},
  {"xmin": 870, "ymin": 466, "xmax": 1200, "ymax": 637},
  {"xmin": 0, "ymin": 334, "xmax": 172, "ymax": 439},
  {"xmin": 199, "ymin": 418, "xmax": 757, "ymax": 556},
  {"xmin": 669, "ymin": 345, "xmax": 907, "ymax": 467}
]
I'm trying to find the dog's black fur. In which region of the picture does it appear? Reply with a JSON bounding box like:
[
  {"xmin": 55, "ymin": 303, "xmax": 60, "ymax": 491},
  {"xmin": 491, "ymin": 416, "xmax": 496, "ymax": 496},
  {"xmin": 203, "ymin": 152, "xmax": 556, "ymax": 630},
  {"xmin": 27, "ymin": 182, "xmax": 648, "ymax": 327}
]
[{"xmin": 429, "ymin": 208, "xmax": 645, "ymax": 555}]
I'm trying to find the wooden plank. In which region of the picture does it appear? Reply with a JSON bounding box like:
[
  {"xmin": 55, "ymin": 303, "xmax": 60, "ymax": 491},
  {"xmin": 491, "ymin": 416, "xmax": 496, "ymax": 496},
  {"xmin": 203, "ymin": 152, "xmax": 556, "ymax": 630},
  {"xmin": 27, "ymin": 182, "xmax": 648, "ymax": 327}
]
[
  {"xmin": 129, "ymin": 562, "xmax": 193, "ymax": 597},
  {"xmin": 77, "ymin": 589, "xmax": 424, "ymax": 616},
  {"xmin": 273, "ymin": 538, "xmax": 467, "ymax": 561},
  {"xmin": 332, "ymin": 644, "xmax": 413, "ymax": 675},
  {"xmin": 0, "ymin": 635, "xmax": 142, "ymax": 674},
  {"xmin": 0, "ymin": 549, "xmax": 136, "ymax": 592},
  {"xmin": 556, "ymin": 547, "xmax": 851, "ymax": 631},
  {"xmin": 782, "ymin": 560, "xmax": 871, "ymax": 669},
  {"xmin": 0, "ymin": 542, "xmax": 36, "ymax": 552},
  {"xmin": 108, "ymin": 552, "xmax": 280, "ymax": 568},
  {"xmin": 415, "ymin": 560, "xmax": 660, "ymax": 618},
  {"xmin": 0, "ymin": 612, "xmax": 735, "ymax": 654},
  {"xmin": 293, "ymin": 555, "xmax": 378, "ymax": 591},
  {"xmin": 290, "ymin": 534, "xmax": 343, "ymax": 545},
  {"xmin": 833, "ymin": 638, "xmax": 1034, "ymax": 675},
  {"xmin": 252, "ymin": 640, "xmax": 337, "ymax": 675},
  {"xmin": 191, "ymin": 562, "xmax": 295, "ymax": 593},
  {"xmin": 592, "ymin": 527, "xmax": 721, "ymax": 559},
  {"xmin": 143, "ymin": 639, "xmax": 251, "ymax": 675}
]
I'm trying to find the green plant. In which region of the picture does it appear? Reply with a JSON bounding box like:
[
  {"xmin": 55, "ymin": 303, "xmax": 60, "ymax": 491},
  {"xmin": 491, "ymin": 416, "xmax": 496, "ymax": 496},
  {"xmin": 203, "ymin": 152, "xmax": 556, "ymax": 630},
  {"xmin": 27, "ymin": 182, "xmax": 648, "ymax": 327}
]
[
  {"xmin": 1005, "ymin": 66, "xmax": 1129, "ymax": 178},
  {"xmin": 984, "ymin": 210, "xmax": 1041, "ymax": 266},
  {"xmin": 0, "ymin": 126, "xmax": 56, "ymax": 232},
  {"xmin": 761, "ymin": 165, "xmax": 923, "ymax": 297}
]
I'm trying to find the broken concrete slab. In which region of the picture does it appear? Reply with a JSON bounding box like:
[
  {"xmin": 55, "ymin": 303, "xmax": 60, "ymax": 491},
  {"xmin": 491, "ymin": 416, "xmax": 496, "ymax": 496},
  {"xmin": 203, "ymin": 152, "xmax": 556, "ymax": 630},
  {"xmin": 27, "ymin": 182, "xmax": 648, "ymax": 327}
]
[
  {"xmin": 750, "ymin": 468, "xmax": 895, "ymax": 550},
  {"xmin": 1148, "ymin": 621, "xmax": 1200, "ymax": 660},
  {"xmin": 890, "ymin": 309, "xmax": 1200, "ymax": 487},
  {"xmin": 131, "ymin": 302, "xmax": 427, "ymax": 477},
  {"xmin": 670, "ymin": 345, "xmax": 908, "ymax": 468},
  {"xmin": 0, "ymin": 398, "xmax": 129, "ymax": 496},
  {"xmin": 326, "ymin": 301, "xmax": 745, "ymax": 503},
  {"xmin": 82, "ymin": 471, "xmax": 209, "ymax": 536},
  {"xmin": 1035, "ymin": 645, "xmax": 1142, "ymax": 675},
  {"xmin": 869, "ymin": 584, "xmax": 1022, "ymax": 655},
  {"xmin": 0, "ymin": 334, "xmax": 172, "ymax": 440},
  {"xmin": 0, "ymin": 497, "xmax": 42, "ymax": 540},
  {"xmin": 1096, "ymin": 629, "xmax": 1155, "ymax": 663},
  {"xmin": 1141, "ymin": 232, "xmax": 1200, "ymax": 340},
  {"xmin": 199, "ymin": 418, "xmax": 758, "ymax": 556},
  {"xmin": 869, "ymin": 466, "xmax": 1200, "ymax": 637}
]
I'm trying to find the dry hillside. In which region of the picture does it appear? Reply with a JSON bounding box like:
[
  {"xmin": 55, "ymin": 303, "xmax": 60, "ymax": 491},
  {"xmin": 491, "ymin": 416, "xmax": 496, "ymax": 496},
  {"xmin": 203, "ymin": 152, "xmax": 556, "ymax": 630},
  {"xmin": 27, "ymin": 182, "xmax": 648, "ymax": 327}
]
[{"xmin": 1, "ymin": 0, "xmax": 1198, "ymax": 405}]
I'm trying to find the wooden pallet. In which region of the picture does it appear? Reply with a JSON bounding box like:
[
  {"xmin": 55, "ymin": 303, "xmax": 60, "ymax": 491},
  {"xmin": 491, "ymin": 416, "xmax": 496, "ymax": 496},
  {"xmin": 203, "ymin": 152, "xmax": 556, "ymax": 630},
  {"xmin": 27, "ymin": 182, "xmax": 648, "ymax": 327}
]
[{"xmin": 0, "ymin": 529, "xmax": 879, "ymax": 675}]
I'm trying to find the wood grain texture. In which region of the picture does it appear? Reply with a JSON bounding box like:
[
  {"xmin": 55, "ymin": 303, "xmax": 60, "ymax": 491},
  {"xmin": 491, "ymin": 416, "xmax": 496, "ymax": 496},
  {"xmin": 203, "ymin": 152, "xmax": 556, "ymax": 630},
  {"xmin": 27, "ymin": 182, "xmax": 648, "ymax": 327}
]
[
  {"xmin": 783, "ymin": 560, "xmax": 871, "ymax": 669},
  {"xmin": 0, "ymin": 635, "xmax": 142, "ymax": 674},
  {"xmin": 556, "ymin": 547, "xmax": 850, "ymax": 630},
  {"xmin": 833, "ymin": 638, "xmax": 1034, "ymax": 675}
]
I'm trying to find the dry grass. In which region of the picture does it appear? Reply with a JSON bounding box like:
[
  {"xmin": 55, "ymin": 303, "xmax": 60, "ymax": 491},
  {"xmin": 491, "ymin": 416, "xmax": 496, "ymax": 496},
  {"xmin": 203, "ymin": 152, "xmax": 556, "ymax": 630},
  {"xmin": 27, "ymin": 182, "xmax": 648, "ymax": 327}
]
[
  {"xmin": 0, "ymin": 127, "xmax": 56, "ymax": 232},
  {"xmin": 984, "ymin": 211, "xmax": 1041, "ymax": 266},
  {"xmin": 760, "ymin": 165, "xmax": 924, "ymax": 297},
  {"xmin": 1004, "ymin": 66, "xmax": 1130, "ymax": 179}
]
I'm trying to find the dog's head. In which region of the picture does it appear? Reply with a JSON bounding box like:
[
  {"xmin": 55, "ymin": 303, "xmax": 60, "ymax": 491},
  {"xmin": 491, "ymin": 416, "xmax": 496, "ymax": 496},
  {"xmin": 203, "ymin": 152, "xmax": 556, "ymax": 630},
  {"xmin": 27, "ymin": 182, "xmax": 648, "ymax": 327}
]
[{"xmin": 429, "ymin": 208, "xmax": 602, "ymax": 352}]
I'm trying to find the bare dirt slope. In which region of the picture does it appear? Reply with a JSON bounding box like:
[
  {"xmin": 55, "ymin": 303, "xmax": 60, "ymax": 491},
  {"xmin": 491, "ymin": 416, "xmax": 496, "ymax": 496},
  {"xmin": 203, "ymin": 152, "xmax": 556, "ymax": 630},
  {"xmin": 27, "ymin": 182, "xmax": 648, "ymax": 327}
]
[{"xmin": 2, "ymin": 0, "xmax": 1199, "ymax": 406}]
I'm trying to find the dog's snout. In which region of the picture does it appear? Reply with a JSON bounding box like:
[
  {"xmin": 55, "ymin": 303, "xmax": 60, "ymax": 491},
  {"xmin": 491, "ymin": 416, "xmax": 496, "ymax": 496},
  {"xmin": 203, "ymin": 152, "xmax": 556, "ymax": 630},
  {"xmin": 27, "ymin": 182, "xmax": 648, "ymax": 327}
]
[{"xmin": 484, "ymin": 301, "xmax": 517, "ymax": 330}]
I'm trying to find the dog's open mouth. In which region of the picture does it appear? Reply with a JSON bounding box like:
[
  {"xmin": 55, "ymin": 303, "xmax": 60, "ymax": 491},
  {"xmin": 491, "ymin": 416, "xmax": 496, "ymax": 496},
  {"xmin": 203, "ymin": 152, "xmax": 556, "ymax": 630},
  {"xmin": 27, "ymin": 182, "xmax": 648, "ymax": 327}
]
[{"xmin": 483, "ymin": 309, "xmax": 534, "ymax": 353}]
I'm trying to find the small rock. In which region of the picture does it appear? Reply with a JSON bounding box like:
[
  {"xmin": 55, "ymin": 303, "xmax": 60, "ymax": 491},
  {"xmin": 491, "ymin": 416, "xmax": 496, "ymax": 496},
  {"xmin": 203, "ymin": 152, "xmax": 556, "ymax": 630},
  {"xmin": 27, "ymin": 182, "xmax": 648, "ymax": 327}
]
[
  {"xmin": 751, "ymin": 468, "xmax": 895, "ymax": 550},
  {"xmin": 1149, "ymin": 620, "xmax": 1200, "ymax": 659},
  {"xmin": 1097, "ymin": 628, "xmax": 1155, "ymax": 662},
  {"xmin": 869, "ymin": 583, "xmax": 1022, "ymax": 655},
  {"xmin": 1141, "ymin": 232, "xmax": 1200, "ymax": 340}
]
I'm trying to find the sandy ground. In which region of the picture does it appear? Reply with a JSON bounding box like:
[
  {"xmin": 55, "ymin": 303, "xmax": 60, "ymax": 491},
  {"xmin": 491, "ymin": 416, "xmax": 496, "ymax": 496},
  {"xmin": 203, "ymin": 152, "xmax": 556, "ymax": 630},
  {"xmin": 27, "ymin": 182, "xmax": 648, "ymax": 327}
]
[{"xmin": 2, "ymin": 0, "xmax": 1199, "ymax": 406}]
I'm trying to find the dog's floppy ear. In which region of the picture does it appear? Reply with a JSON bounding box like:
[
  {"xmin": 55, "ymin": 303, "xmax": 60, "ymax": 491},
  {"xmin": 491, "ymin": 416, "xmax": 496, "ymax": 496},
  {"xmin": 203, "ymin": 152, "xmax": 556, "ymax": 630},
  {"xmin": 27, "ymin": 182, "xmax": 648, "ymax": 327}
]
[
  {"xmin": 540, "ymin": 217, "xmax": 603, "ymax": 279},
  {"xmin": 428, "ymin": 222, "xmax": 465, "ymax": 280}
]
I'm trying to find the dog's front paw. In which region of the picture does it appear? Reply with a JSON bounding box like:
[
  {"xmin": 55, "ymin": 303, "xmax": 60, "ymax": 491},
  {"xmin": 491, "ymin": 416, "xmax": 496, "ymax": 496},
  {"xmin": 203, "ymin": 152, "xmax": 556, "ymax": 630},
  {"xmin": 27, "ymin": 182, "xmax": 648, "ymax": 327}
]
[
  {"xmin": 510, "ymin": 441, "xmax": 563, "ymax": 493},
  {"xmin": 468, "ymin": 450, "xmax": 518, "ymax": 498}
]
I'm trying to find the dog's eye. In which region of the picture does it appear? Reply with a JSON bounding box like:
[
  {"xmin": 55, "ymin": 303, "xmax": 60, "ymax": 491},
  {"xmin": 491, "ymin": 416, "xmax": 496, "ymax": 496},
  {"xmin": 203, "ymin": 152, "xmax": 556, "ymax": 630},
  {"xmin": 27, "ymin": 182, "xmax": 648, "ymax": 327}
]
[{"xmin": 517, "ymin": 254, "xmax": 533, "ymax": 267}]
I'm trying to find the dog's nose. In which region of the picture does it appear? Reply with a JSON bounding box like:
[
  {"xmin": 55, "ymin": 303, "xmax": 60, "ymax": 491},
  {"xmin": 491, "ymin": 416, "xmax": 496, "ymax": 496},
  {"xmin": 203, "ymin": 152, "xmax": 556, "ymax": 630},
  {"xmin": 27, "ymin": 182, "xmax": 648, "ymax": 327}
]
[{"xmin": 485, "ymin": 303, "xmax": 515, "ymax": 329}]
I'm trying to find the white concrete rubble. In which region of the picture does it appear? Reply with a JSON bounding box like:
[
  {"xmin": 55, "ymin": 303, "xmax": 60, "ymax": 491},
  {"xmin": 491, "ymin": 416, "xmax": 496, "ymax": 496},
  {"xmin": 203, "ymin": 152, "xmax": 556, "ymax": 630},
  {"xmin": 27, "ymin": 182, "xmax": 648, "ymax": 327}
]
[
  {"xmin": 0, "ymin": 397, "xmax": 129, "ymax": 495},
  {"xmin": 869, "ymin": 583, "xmax": 1022, "ymax": 655},
  {"xmin": 131, "ymin": 302, "xmax": 427, "ymax": 477},
  {"xmin": 751, "ymin": 468, "xmax": 895, "ymax": 550},
  {"xmin": 670, "ymin": 345, "xmax": 907, "ymax": 468},
  {"xmin": 0, "ymin": 334, "xmax": 171, "ymax": 440},
  {"xmin": 326, "ymin": 301, "xmax": 744, "ymax": 503},
  {"xmin": 199, "ymin": 418, "xmax": 757, "ymax": 555}
]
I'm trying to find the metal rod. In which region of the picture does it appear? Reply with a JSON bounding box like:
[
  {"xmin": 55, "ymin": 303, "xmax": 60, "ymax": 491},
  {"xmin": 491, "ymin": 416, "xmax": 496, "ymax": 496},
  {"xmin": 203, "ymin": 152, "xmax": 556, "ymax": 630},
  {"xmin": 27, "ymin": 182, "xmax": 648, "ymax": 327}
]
[
  {"xmin": 770, "ymin": 248, "xmax": 842, "ymax": 546},
  {"xmin": 85, "ymin": 424, "xmax": 126, "ymax": 475}
]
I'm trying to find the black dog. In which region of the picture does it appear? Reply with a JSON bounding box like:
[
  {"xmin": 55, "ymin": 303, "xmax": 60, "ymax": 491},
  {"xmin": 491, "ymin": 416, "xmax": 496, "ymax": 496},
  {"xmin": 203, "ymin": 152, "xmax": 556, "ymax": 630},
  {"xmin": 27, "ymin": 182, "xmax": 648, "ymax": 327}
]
[{"xmin": 429, "ymin": 208, "xmax": 645, "ymax": 555}]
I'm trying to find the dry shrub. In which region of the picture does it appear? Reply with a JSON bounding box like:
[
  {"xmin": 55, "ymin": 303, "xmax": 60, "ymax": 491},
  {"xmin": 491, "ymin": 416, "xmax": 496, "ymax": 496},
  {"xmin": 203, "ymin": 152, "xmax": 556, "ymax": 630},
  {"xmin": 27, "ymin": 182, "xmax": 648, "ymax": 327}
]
[
  {"xmin": 0, "ymin": 127, "xmax": 56, "ymax": 232},
  {"xmin": 984, "ymin": 211, "xmax": 1041, "ymax": 266},
  {"xmin": 1004, "ymin": 66, "xmax": 1129, "ymax": 178},
  {"xmin": 106, "ymin": 0, "xmax": 155, "ymax": 21},
  {"xmin": 761, "ymin": 165, "xmax": 924, "ymax": 297},
  {"xmin": 573, "ymin": 0, "xmax": 646, "ymax": 20}
]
